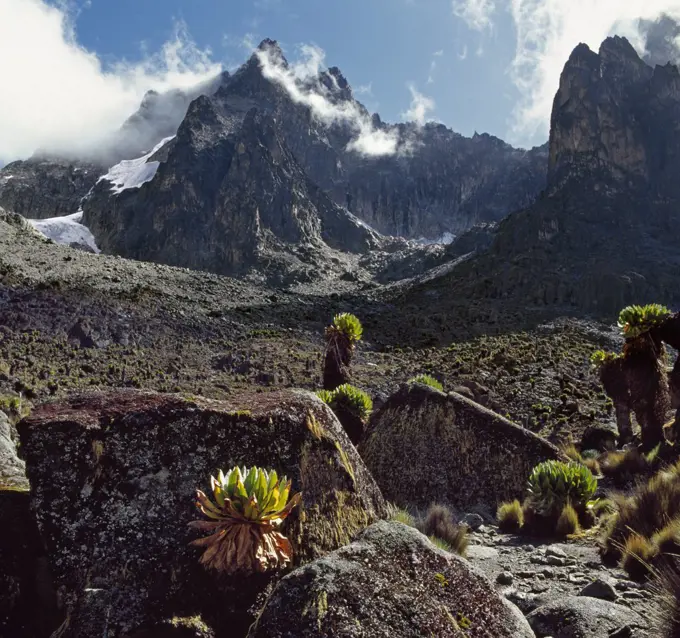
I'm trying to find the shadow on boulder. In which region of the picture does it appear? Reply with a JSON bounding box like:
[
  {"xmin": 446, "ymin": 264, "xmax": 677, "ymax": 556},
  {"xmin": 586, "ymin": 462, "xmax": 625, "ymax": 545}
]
[
  {"xmin": 18, "ymin": 389, "xmax": 385, "ymax": 637},
  {"xmin": 248, "ymin": 520, "xmax": 534, "ymax": 637},
  {"xmin": 359, "ymin": 383, "xmax": 563, "ymax": 510}
]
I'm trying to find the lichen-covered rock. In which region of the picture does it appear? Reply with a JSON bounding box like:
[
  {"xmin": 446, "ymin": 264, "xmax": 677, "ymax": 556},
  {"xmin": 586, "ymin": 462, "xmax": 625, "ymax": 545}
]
[
  {"xmin": 17, "ymin": 389, "xmax": 385, "ymax": 637},
  {"xmin": 359, "ymin": 384, "xmax": 562, "ymax": 509},
  {"xmin": 247, "ymin": 520, "xmax": 535, "ymax": 638},
  {"xmin": 526, "ymin": 596, "xmax": 644, "ymax": 638}
]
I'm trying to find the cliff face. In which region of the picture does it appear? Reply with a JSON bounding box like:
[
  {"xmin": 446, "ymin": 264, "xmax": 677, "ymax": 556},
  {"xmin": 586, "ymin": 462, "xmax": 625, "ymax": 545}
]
[
  {"xmin": 204, "ymin": 46, "xmax": 547, "ymax": 240},
  {"xmin": 408, "ymin": 36, "xmax": 680, "ymax": 320},
  {"xmin": 548, "ymin": 36, "xmax": 680, "ymax": 193},
  {"xmin": 0, "ymin": 160, "xmax": 99, "ymax": 220},
  {"xmin": 341, "ymin": 129, "xmax": 546, "ymax": 238}
]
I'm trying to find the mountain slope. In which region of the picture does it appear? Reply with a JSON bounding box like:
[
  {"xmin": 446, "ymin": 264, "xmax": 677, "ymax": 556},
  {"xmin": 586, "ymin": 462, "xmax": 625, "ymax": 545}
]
[
  {"xmin": 401, "ymin": 36, "xmax": 680, "ymax": 331},
  {"xmin": 209, "ymin": 42, "xmax": 548, "ymax": 239}
]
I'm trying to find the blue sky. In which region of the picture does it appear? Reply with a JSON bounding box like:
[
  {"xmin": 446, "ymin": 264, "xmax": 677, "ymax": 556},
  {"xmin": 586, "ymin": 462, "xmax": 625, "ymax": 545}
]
[{"xmin": 2, "ymin": 0, "xmax": 680, "ymax": 164}]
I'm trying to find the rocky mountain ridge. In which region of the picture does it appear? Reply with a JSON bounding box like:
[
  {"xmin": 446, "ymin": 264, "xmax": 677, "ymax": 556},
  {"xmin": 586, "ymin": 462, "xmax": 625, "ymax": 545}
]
[
  {"xmin": 401, "ymin": 35, "xmax": 680, "ymax": 327},
  {"xmin": 0, "ymin": 40, "xmax": 547, "ymax": 270}
]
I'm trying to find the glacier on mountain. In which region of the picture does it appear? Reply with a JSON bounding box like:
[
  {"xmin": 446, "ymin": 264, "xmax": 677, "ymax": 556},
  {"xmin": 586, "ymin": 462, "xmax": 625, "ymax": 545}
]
[
  {"xmin": 97, "ymin": 136, "xmax": 174, "ymax": 195},
  {"xmin": 29, "ymin": 210, "xmax": 100, "ymax": 253}
]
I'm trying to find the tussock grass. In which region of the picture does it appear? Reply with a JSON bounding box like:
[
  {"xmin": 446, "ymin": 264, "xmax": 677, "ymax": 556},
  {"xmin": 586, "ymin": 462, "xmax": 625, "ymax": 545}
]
[{"xmin": 497, "ymin": 500, "xmax": 524, "ymax": 533}]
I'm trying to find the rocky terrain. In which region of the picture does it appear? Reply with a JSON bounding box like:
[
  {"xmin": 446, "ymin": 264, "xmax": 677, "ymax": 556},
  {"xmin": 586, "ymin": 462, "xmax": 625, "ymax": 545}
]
[{"xmin": 2, "ymin": 33, "xmax": 680, "ymax": 638}]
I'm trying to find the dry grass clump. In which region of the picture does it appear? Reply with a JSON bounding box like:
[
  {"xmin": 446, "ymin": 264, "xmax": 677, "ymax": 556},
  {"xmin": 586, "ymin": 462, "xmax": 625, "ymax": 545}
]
[
  {"xmin": 621, "ymin": 534, "xmax": 658, "ymax": 581},
  {"xmin": 651, "ymin": 569, "xmax": 680, "ymax": 637},
  {"xmin": 386, "ymin": 501, "xmax": 468, "ymax": 557},
  {"xmin": 653, "ymin": 519, "xmax": 680, "ymax": 559},
  {"xmin": 602, "ymin": 462, "xmax": 680, "ymax": 579},
  {"xmin": 418, "ymin": 503, "xmax": 469, "ymax": 557},
  {"xmin": 496, "ymin": 500, "xmax": 524, "ymax": 533},
  {"xmin": 385, "ymin": 502, "xmax": 416, "ymax": 527},
  {"xmin": 555, "ymin": 503, "xmax": 581, "ymax": 537},
  {"xmin": 600, "ymin": 445, "xmax": 661, "ymax": 485}
]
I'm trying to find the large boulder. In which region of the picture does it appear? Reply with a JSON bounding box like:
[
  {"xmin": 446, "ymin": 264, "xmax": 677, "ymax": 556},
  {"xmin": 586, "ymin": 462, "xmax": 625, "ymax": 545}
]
[
  {"xmin": 359, "ymin": 384, "xmax": 562, "ymax": 510},
  {"xmin": 526, "ymin": 596, "xmax": 645, "ymax": 638},
  {"xmin": 17, "ymin": 389, "xmax": 385, "ymax": 637},
  {"xmin": 248, "ymin": 520, "xmax": 534, "ymax": 637},
  {"xmin": 1, "ymin": 410, "xmax": 58, "ymax": 637}
]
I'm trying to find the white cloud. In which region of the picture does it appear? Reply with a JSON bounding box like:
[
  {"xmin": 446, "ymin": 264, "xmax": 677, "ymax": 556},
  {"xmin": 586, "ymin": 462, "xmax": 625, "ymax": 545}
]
[
  {"xmin": 403, "ymin": 85, "xmax": 436, "ymax": 125},
  {"xmin": 256, "ymin": 43, "xmax": 408, "ymax": 156},
  {"xmin": 0, "ymin": 0, "xmax": 221, "ymax": 165},
  {"xmin": 505, "ymin": 0, "xmax": 680, "ymax": 146},
  {"xmin": 452, "ymin": 0, "xmax": 497, "ymax": 30},
  {"xmin": 427, "ymin": 60, "xmax": 437, "ymax": 84},
  {"xmin": 427, "ymin": 50, "xmax": 444, "ymax": 84}
]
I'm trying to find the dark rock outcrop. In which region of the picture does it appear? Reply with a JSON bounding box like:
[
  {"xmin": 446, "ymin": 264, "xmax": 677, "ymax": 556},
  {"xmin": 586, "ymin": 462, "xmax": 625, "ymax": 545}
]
[
  {"xmin": 248, "ymin": 520, "xmax": 535, "ymax": 638},
  {"xmin": 444, "ymin": 222, "xmax": 497, "ymax": 260},
  {"xmin": 359, "ymin": 384, "xmax": 562, "ymax": 510},
  {"xmin": 0, "ymin": 160, "xmax": 99, "ymax": 220},
  {"xmin": 103, "ymin": 74, "xmax": 226, "ymax": 167},
  {"xmin": 17, "ymin": 389, "xmax": 385, "ymax": 637},
  {"xmin": 1, "ymin": 410, "xmax": 58, "ymax": 637}
]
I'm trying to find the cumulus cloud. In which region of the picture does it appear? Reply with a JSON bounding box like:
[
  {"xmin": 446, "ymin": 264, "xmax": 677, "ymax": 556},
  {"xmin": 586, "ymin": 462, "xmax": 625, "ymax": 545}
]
[
  {"xmin": 0, "ymin": 0, "xmax": 221, "ymax": 165},
  {"xmin": 452, "ymin": 0, "xmax": 496, "ymax": 30},
  {"xmin": 504, "ymin": 0, "xmax": 680, "ymax": 146},
  {"xmin": 639, "ymin": 13, "xmax": 680, "ymax": 65},
  {"xmin": 257, "ymin": 43, "xmax": 426, "ymax": 156}
]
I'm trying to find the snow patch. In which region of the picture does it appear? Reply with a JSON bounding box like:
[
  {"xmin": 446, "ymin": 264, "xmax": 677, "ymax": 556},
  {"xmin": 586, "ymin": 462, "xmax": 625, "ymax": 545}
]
[
  {"xmin": 1, "ymin": 175, "xmax": 14, "ymax": 180},
  {"xmin": 414, "ymin": 232, "xmax": 456, "ymax": 246},
  {"xmin": 98, "ymin": 136, "xmax": 174, "ymax": 195},
  {"xmin": 29, "ymin": 210, "xmax": 100, "ymax": 253},
  {"xmin": 346, "ymin": 210, "xmax": 380, "ymax": 234}
]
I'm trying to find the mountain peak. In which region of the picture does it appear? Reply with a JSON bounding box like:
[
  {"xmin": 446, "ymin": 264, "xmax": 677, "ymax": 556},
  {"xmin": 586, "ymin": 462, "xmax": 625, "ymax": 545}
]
[
  {"xmin": 257, "ymin": 38, "xmax": 279, "ymax": 51},
  {"xmin": 256, "ymin": 38, "xmax": 286, "ymax": 62},
  {"xmin": 328, "ymin": 66, "xmax": 349, "ymax": 90},
  {"xmin": 598, "ymin": 35, "xmax": 641, "ymax": 61}
]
